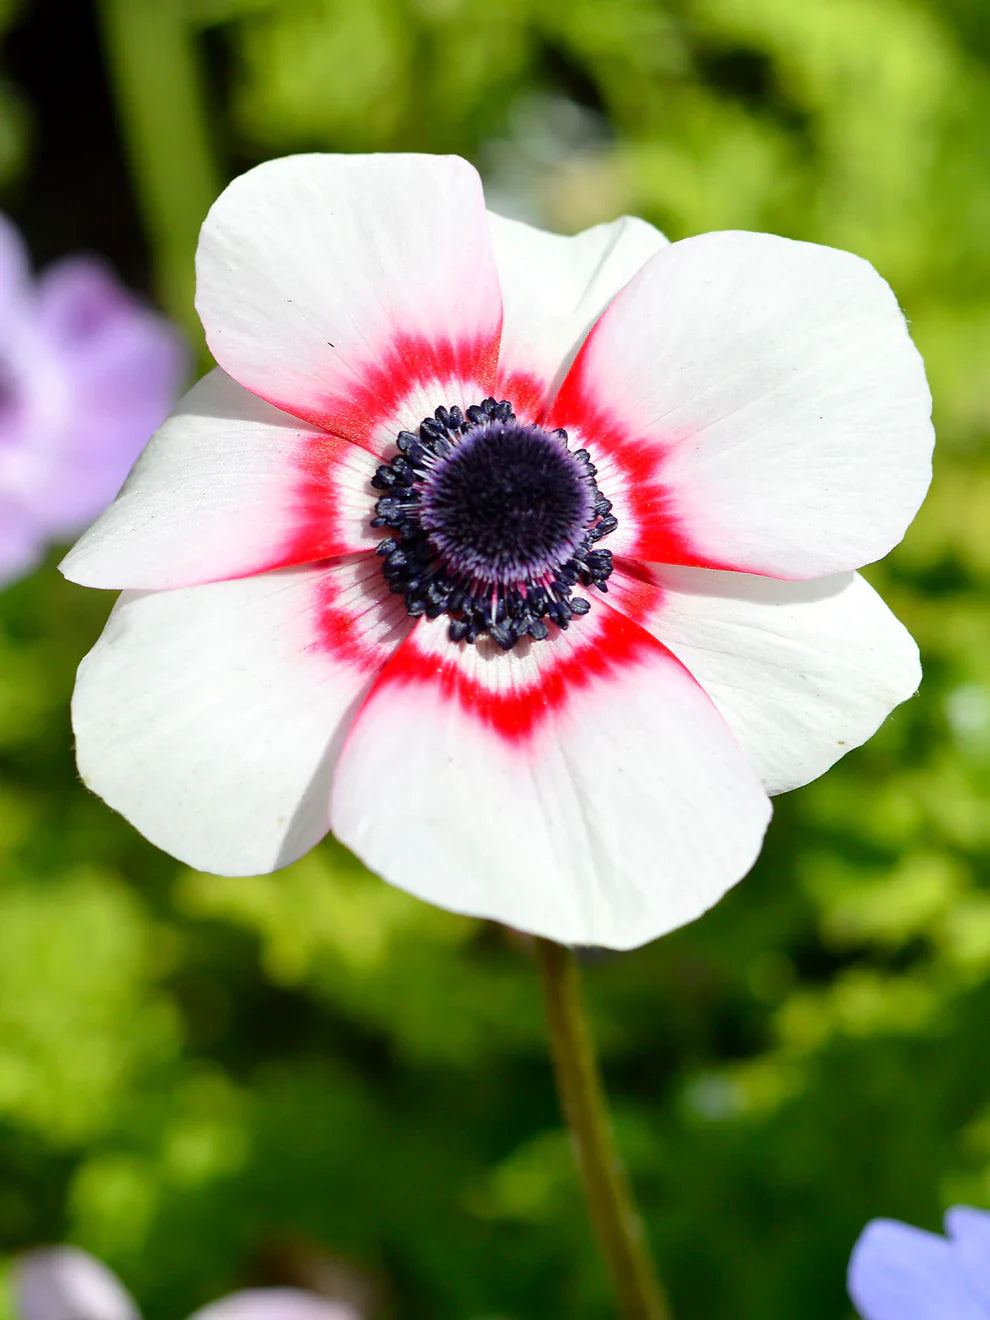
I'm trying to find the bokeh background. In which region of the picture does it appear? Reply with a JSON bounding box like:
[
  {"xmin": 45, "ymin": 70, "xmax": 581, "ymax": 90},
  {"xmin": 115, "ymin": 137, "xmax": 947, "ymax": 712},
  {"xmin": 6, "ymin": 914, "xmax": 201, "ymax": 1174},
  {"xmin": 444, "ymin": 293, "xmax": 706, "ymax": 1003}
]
[{"xmin": 0, "ymin": 0, "xmax": 987, "ymax": 1316}]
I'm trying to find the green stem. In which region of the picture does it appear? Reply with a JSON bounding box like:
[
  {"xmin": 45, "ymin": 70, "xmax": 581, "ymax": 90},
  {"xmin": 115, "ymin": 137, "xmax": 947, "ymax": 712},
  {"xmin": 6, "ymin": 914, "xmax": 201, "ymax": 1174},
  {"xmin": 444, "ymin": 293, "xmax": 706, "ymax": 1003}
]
[
  {"xmin": 96, "ymin": 0, "xmax": 221, "ymax": 347},
  {"xmin": 535, "ymin": 937, "xmax": 672, "ymax": 1320}
]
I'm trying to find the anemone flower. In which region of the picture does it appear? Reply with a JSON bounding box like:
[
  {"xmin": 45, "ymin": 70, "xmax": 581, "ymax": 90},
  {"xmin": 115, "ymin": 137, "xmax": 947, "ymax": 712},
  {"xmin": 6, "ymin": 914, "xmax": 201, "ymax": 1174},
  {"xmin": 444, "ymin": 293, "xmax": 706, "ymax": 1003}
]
[
  {"xmin": 62, "ymin": 153, "xmax": 933, "ymax": 950},
  {"xmin": 0, "ymin": 214, "xmax": 185, "ymax": 586},
  {"xmin": 13, "ymin": 1247, "xmax": 359, "ymax": 1320},
  {"xmin": 849, "ymin": 1206, "xmax": 990, "ymax": 1319}
]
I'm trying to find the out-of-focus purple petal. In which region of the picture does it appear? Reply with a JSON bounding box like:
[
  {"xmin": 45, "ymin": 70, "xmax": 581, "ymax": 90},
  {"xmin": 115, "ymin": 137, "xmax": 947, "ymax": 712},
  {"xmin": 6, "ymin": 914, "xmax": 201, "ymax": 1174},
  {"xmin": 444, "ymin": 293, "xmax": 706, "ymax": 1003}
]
[
  {"xmin": 35, "ymin": 257, "xmax": 144, "ymax": 348},
  {"xmin": 187, "ymin": 1289, "xmax": 361, "ymax": 1320},
  {"xmin": 0, "ymin": 324, "xmax": 70, "ymax": 485},
  {"xmin": 848, "ymin": 1218, "xmax": 990, "ymax": 1320},
  {"xmin": 27, "ymin": 255, "xmax": 187, "ymax": 535},
  {"xmin": 0, "ymin": 496, "xmax": 42, "ymax": 585},
  {"xmin": 947, "ymin": 1206, "xmax": 990, "ymax": 1312},
  {"xmin": 0, "ymin": 222, "xmax": 186, "ymax": 588},
  {"xmin": 12, "ymin": 1247, "xmax": 142, "ymax": 1320}
]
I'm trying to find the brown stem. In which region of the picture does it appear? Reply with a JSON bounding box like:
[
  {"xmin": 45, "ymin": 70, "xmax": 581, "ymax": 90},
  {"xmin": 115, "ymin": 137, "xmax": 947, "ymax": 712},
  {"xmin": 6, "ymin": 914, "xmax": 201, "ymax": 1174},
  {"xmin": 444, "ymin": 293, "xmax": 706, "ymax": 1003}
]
[{"xmin": 535, "ymin": 937, "xmax": 673, "ymax": 1320}]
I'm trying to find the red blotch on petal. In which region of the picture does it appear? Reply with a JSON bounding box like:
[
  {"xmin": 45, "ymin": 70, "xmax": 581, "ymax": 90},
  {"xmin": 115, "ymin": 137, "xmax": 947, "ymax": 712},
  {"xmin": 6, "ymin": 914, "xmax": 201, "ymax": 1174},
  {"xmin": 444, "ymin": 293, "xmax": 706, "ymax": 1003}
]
[
  {"xmin": 606, "ymin": 557, "xmax": 667, "ymax": 626},
  {"xmin": 309, "ymin": 556, "xmax": 403, "ymax": 673},
  {"xmin": 262, "ymin": 329, "xmax": 502, "ymax": 451},
  {"xmin": 548, "ymin": 345, "xmax": 739, "ymax": 572},
  {"xmin": 280, "ymin": 438, "xmax": 375, "ymax": 568},
  {"xmin": 374, "ymin": 605, "xmax": 684, "ymax": 746},
  {"xmin": 260, "ymin": 327, "xmax": 506, "ymax": 572},
  {"xmin": 497, "ymin": 367, "xmax": 549, "ymax": 425}
]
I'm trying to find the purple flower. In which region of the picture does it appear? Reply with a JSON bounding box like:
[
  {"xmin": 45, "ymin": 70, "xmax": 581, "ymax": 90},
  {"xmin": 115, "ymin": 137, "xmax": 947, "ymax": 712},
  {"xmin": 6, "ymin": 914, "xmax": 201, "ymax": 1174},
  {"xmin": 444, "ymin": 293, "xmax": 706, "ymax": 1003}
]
[
  {"xmin": 0, "ymin": 213, "xmax": 185, "ymax": 586},
  {"xmin": 849, "ymin": 1206, "xmax": 990, "ymax": 1319},
  {"xmin": 12, "ymin": 1247, "xmax": 361, "ymax": 1320}
]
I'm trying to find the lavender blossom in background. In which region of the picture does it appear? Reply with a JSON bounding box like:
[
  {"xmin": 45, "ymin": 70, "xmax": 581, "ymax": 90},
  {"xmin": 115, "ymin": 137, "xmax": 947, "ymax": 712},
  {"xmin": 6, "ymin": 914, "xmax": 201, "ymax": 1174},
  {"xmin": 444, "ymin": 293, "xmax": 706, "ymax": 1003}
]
[
  {"xmin": 0, "ymin": 212, "xmax": 185, "ymax": 586},
  {"xmin": 12, "ymin": 1247, "xmax": 362, "ymax": 1320},
  {"xmin": 849, "ymin": 1205, "xmax": 990, "ymax": 1319}
]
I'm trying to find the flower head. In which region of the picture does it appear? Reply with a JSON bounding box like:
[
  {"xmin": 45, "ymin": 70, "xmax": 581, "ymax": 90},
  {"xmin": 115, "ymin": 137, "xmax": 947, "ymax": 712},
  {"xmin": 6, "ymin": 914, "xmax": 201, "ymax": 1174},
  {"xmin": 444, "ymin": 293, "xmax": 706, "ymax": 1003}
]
[
  {"xmin": 0, "ymin": 213, "xmax": 185, "ymax": 586},
  {"xmin": 62, "ymin": 153, "xmax": 933, "ymax": 949},
  {"xmin": 12, "ymin": 1247, "xmax": 359, "ymax": 1320},
  {"xmin": 848, "ymin": 1206, "xmax": 990, "ymax": 1319}
]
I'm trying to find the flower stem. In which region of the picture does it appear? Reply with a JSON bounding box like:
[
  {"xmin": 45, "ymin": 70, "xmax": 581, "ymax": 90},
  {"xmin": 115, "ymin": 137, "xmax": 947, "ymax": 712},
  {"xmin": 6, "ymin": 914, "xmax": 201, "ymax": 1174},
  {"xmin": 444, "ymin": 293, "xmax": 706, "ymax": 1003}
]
[
  {"xmin": 96, "ymin": 0, "xmax": 221, "ymax": 346},
  {"xmin": 534, "ymin": 937, "xmax": 672, "ymax": 1320}
]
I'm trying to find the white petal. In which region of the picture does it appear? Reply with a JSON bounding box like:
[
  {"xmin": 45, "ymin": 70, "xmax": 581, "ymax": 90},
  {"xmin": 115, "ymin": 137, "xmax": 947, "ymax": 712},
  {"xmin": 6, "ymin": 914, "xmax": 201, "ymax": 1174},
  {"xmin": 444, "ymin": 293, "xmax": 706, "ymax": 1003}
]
[
  {"xmin": 331, "ymin": 606, "xmax": 770, "ymax": 950},
  {"xmin": 61, "ymin": 370, "xmax": 379, "ymax": 590},
  {"xmin": 487, "ymin": 211, "xmax": 667, "ymax": 413},
  {"xmin": 13, "ymin": 1248, "xmax": 141, "ymax": 1320},
  {"xmin": 72, "ymin": 557, "xmax": 409, "ymax": 875},
  {"xmin": 608, "ymin": 564, "xmax": 920, "ymax": 795},
  {"xmin": 189, "ymin": 1290, "xmax": 358, "ymax": 1320},
  {"xmin": 549, "ymin": 231, "xmax": 933, "ymax": 577},
  {"xmin": 195, "ymin": 154, "xmax": 502, "ymax": 441}
]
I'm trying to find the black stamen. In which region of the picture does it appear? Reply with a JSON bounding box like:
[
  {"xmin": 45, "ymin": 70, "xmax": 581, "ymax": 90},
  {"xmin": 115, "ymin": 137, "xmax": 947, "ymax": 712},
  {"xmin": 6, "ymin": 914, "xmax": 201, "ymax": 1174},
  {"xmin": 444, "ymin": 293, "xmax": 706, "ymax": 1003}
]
[{"xmin": 371, "ymin": 399, "xmax": 617, "ymax": 652}]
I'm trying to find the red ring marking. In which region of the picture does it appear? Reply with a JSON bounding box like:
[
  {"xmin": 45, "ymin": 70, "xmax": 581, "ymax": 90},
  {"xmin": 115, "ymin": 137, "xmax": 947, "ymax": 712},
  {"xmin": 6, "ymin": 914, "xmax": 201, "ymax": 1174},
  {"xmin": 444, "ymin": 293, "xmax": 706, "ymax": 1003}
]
[
  {"xmin": 258, "ymin": 436, "xmax": 377, "ymax": 571},
  {"xmin": 496, "ymin": 367, "xmax": 549, "ymax": 426},
  {"xmin": 257, "ymin": 328, "xmax": 501, "ymax": 451},
  {"xmin": 363, "ymin": 603, "xmax": 691, "ymax": 747},
  {"xmin": 547, "ymin": 343, "xmax": 741, "ymax": 573},
  {"xmin": 270, "ymin": 328, "xmax": 503, "ymax": 570},
  {"xmin": 309, "ymin": 554, "xmax": 409, "ymax": 672}
]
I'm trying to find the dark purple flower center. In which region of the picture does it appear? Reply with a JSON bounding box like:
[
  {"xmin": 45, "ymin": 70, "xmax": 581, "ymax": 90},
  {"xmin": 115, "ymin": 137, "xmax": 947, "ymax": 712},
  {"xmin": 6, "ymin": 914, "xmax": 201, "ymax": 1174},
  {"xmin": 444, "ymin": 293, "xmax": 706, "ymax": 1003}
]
[{"xmin": 371, "ymin": 398, "xmax": 617, "ymax": 650}]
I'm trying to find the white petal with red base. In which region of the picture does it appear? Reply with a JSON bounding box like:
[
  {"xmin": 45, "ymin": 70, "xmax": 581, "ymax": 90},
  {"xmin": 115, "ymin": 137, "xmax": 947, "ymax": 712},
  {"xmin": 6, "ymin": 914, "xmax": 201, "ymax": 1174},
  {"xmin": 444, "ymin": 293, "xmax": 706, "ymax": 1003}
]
[
  {"xmin": 195, "ymin": 154, "xmax": 503, "ymax": 444},
  {"xmin": 549, "ymin": 230, "xmax": 933, "ymax": 577},
  {"xmin": 61, "ymin": 370, "xmax": 379, "ymax": 590},
  {"xmin": 331, "ymin": 607, "xmax": 771, "ymax": 950},
  {"xmin": 72, "ymin": 558, "xmax": 408, "ymax": 876},
  {"xmin": 608, "ymin": 564, "xmax": 920, "ymax": 795},
  {"xmin": 488, "ymin": 212, "xmax": 667, "ymax": 414},
  {"xmin": 63, "ymin": 151, "xmax": 934, "ymax": 947}
]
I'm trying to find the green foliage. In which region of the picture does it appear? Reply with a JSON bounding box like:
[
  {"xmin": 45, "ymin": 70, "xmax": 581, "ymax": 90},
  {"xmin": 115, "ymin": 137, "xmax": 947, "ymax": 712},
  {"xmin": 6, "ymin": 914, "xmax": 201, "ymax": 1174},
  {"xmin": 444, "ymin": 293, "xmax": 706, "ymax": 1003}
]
[
  {"xmin": 1, "ymin": 0, "xmax": 989, "ymax": 1316},
  {"xmin": 0, "ymin": 0, "xmax": 27, "ymax": 190}
]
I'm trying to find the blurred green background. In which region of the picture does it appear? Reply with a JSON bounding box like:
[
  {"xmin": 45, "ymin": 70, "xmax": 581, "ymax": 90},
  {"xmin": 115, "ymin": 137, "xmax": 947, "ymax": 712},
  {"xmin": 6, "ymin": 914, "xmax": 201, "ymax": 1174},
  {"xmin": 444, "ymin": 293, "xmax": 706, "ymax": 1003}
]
[{"xmin": 0, "ymin": 0, "xmax": 987, "ymax": 1316}]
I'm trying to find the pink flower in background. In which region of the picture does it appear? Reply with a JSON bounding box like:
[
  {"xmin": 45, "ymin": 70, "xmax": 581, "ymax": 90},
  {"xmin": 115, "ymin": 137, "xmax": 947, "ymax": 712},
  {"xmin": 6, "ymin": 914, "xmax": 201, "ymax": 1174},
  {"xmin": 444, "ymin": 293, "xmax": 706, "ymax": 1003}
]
[
  {"xmin": 0, "ymin": 213, "xmax": 185, "ymax": 585},
  {"xmin": 63, "ymin": 154, "xmax": 933, "ymax": 949},
  {"xmin": 13, "ymin": 1247, "xmax": 360, "ymax": 1320}
]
